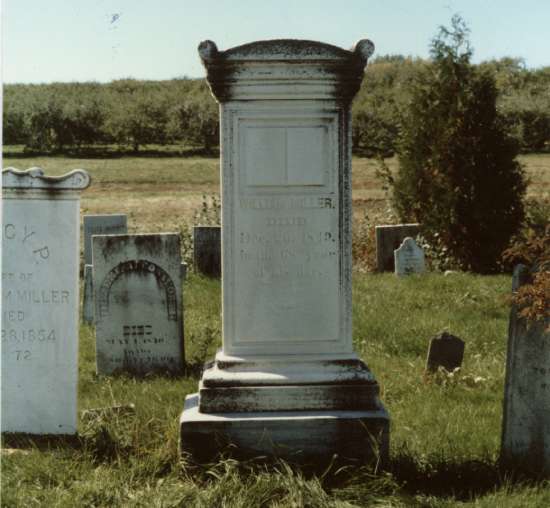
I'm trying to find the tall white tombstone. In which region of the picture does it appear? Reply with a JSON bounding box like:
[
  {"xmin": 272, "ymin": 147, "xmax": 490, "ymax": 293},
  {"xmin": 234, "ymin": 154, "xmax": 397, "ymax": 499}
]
[
  {"xmin": 92, "ymin": 233, "xmax": 184, "ymax": 375},
  {"xmin": 180, "ymin": 39, "xmax": 389, "ymax": 463},
  {"xmin": 1, "ymin": 167, "xmax": 90, "ymax": 434}
]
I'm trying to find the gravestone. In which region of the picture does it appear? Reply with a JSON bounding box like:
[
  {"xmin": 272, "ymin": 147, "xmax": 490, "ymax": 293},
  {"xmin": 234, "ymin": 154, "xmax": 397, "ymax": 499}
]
[
  {"xmin": 83, "ymin": 214, "xmax": 127, "ymax": 265},
  {"xmin": 82, "ymin": 264, "xmax": 94, "ymax": 324},
  {"xmin": 193, "ymin": 225, "xmax": 221, "ymax": 277},
  {"xmin": 501, "ymin": 264, "xmax": 550, "ymax": 474},
  {"xmin": 394, "ymin": 237, "xmax": 425, "ymax": 276},
  {"xmin": 1, "ymin": 167, "xmax": 90, "ymax": 434},
  {"xmin": 181, "ymin": 262, "xmax": 188, "ymax": 282},
  {"xmin": 93, "ymin": 233, "xmax": 184, "ymax": 375},
  {"xmin": 180, "ymin": 39, "xmax": 389, "ymax": 464},
  {"xmin": 425, "ymin": 332, "xmax": 465, "ymax": 373},
  {"xmin": 376, "ymin": 224, "xmax": 420, "ymax": 271},
  {"xmin": 84, "ymin": 262, "xmax": 187, "ymax": 326}
]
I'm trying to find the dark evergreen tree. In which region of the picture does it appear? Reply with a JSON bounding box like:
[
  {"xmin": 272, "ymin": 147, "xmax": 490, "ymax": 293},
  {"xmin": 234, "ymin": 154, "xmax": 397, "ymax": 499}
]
[{"xmin": 391, "ymin": 15, "xmax": 527, "ymax": 273}]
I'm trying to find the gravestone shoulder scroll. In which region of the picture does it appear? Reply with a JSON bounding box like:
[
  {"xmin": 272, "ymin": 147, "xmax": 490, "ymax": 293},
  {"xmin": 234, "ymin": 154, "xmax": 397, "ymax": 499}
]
[
  {"xmin": 501, "ymin": 264, "xmax": 550, "ymax": 474},
  {"xmin": 376, "ymin": 224, "xmax": 420, "ymax": 272},
  {"xmin": 92, "ymin": 233, "xmax": 184, "ymax": 376},
  {"xmin": 394, "ymin": 237, "xmax": 426, "ymax": 277},
  {"xmin": 180, "ymin": 39, "xmax": 389, "ymax": 464},
  {"xmin": 1, "ymin": 167, "xmax": 90, "ymax": 434},
  {"xmin": 83, "ymin": 214, "xmax": 127, "ymax": 265}
]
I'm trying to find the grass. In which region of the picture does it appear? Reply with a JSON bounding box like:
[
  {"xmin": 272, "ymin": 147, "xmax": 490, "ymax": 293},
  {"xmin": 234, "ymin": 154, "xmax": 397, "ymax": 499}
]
[
  {"xmin": 2, "ymin": 150, "xmax": 550, "ymax": 506},
  {"xmin": 3, "ymin": 272, "xmax": 550, "ymax": 506}
]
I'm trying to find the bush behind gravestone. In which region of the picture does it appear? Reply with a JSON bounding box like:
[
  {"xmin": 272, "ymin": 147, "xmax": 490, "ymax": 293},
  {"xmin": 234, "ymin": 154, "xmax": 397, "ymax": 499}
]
[{"xmin": 387, "ymin": 16, "xmax": 527, "ymax": 274}]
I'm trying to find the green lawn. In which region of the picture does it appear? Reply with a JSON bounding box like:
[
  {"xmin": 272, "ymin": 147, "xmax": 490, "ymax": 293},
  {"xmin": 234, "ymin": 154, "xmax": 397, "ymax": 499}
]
[
  {"xmin": 2, "ymin": 151, "xmax": 549, "ymax": 506},
  {"xmin": 2, "ymin": 272, "xmax": 549, "ymax": 507}
]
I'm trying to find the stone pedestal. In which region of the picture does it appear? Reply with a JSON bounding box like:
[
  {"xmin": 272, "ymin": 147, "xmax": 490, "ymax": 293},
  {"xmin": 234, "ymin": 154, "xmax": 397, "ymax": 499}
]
[{"xmin": 180, "ymin": 39, "xmax": 389, "ymax": 464}]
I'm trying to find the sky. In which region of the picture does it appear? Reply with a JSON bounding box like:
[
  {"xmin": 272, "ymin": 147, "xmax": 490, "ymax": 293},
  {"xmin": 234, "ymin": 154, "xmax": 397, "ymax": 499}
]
[{"xmin": 2, "ymin": 0, "xmax": 550, "ymax": 84}]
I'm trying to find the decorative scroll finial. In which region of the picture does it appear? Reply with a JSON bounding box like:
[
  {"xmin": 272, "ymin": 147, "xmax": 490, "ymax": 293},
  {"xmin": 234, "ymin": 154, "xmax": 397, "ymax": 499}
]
[
  {"xmin": 198, "ymin": 40, "xmax": 218, "ymax": 64},
  {"xmin": 353, "ymin": 39, "xmax": 375, "ymax": 65},
  {"xmin": 2, "ymin": 167, "xmax": 91, "ymax": 190}
]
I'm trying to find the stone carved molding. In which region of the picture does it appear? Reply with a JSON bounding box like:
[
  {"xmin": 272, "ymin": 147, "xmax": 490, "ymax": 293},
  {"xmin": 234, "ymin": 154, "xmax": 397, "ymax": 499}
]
[
  {"xmin": 97, "ymin": 259, "xmax": 178, "ymax": 321},
  {"xmin": 2, "ymin": 167, "xmax": 91, "ymax": 190},
  {"xmin": 198, "ymin": 38, "xmax": 375, "ymax": 102}
]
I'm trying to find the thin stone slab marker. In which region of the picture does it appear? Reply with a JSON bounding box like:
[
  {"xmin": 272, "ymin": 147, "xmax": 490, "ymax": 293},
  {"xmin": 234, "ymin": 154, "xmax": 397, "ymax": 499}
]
[
  {"xmin": 394, "ymin": 237, "xmax": 425, "ymax": 276},
  {"xmin": 501, "ymin": 264, "xmax": 550, "ymax": 474},
  {"xmin": 93, "ymin": 233, "xmax": 184, "ymax": 376},
  {"xmin": 180, "ymin": 38, "xmax": 389, "ymax": 464},
  {"xmin": 375, "ymin": 223, "xmax": 420, "ymax": 271},
  {"xmin": 83, "ymin": 214, "xmax": 127, "ymax": 265},
  {"xmin": 1, "ymin": 167, "xmax": 90, "ymax": 434}
]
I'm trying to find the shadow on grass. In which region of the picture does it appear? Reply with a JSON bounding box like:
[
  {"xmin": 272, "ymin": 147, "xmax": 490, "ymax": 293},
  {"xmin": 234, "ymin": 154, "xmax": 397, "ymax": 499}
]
[
  {"xmin": 2, "ymin": 147, "xmax": 219, "ymax": 160},
  {"xmin": 385, "ymin": 451, "xmax": 548, "ymax": 500}
]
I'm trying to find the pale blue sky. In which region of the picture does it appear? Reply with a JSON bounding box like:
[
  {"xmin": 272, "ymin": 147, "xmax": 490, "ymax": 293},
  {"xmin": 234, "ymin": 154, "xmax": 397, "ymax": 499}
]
[{"xmin": 3, "ymin": 0, "xmax": 550, "ymax": 84}]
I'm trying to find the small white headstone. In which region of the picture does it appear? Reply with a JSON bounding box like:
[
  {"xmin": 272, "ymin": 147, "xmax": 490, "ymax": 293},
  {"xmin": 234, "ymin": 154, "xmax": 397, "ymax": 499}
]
[
  {"xmin": 1, "ymin": 167, "xmax": 90, "ymax": 434},
  {"xmin": 93, "ymin": 233, "xmax": 184, "ymax": 375},
  {"xmin": 83, "ymin": 214, "xmax": 127, "ymax": 265},
  {"xmin": 394, "ymin": 237, "xmax": 425, "ymax": 276},
  {"xmin": 375, "ymin": 224, "xmax": 420, "ymax": 271}
]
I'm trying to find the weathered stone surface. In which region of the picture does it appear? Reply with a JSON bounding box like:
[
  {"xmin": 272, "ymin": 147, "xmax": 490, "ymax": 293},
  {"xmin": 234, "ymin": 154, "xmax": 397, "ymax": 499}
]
[
  {"xmin": 376, "ymin": 224, "xmax": 420, "ymax": 272},
  {"xmin": 1, "ymin": 167, "xmax": 90, "ymax": 434},
  {"xmin": 180, "ymin": 394, "xmax": 389, "ymax": 464},
  {"xmin": 180, "ymin": 39, "xmax": 389, "ymax": 464},
  {"xmin": 93, "ymin": 234, "xmax": 184, "ymax": 375},
  {"xmin": 193, "ymin": 226, "xmax": 221, "ymax": 278},
  {"xmin": 82, "ymin": 264, "xmax": 94, "ymax": 324},
  {"xmin": 425, "ymin": 332, "xmax": 465, "ymax": 373},
  {"xmin": 394, "ymin": 237, "xmax": 425, "ymax": 276},
  {"xmin": 501, "ymin": 264, "xmax": 550, "ymax": 474},
  {"xmin": 83, "ymin": 214, "xmax": 127, "ymax": 265}
]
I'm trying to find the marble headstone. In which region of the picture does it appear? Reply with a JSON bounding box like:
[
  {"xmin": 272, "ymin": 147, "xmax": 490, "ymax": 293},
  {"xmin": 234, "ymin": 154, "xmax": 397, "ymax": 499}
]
[
  {"xmin": 425, "ymin": 332, "xmax": 465, "ymax": 373},
  {"xmin": 180, "ymin": 39, "xmax": 389, "ymax": 464},
  {"xmin": 193, "ymin": 226, "xmax": 221, "ymax": 278},
  {"xmin": 83, "ymin": 214, "xmax": 127, "ymax": 265},
  {"xmin": 501, "ymin": 264, "xmax": 550, "ymax": 474},
  {"xmin": 92, "ymin": 233, "xmax": 184, "ymax": 375},
  {"xmin": 376, "ymin": 224, "xmax": 420, "ymax": 272},
  {"xmin": 394, "ymin": 237, "xmax": 425, "ymax": 276},
  {"xmin": 1, "ymin": 167, "xmax": 90, "ymax": 434}
]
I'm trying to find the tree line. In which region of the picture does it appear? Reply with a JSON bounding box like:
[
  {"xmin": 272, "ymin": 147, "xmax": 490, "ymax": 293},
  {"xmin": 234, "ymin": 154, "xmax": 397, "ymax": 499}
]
[{"xmin": 3, "ymin": 56, "xmax": 550, "ymax": 154}]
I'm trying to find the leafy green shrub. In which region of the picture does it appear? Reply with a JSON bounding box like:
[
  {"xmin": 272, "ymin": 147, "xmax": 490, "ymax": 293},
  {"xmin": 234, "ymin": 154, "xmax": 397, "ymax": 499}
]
[{"xmin": 388, "ymin": 15, "xmax": 527, "ymax": 273}]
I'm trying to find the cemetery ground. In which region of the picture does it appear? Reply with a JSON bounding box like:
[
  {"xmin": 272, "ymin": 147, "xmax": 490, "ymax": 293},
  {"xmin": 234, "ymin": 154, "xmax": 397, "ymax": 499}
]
[{"xmin": 2, "ymin": 149, "xmax": 550, "ymax": 506}]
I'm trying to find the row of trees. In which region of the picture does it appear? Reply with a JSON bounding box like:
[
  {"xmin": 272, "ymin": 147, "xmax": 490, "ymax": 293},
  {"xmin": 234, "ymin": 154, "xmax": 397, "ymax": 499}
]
[
  {"xmin": 4, "ymin": 56, "xmax": 550, "ymax": 154},
  {"xmin": 3, "ymin": 79, "xmax": 218, "ymax": 153}
]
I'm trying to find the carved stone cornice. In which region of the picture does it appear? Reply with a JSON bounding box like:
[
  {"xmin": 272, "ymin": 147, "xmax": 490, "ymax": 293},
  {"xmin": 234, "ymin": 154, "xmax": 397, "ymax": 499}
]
[{"xmin": 198, "ymin": 39, "xmax": 374, "ymax": 102}]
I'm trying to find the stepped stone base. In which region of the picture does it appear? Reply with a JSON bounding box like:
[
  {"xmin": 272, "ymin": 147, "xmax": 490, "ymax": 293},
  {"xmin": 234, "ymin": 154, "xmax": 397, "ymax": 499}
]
[{"xmin": 179, "ymin": 394, "xmax": 390, "ymax": 464}]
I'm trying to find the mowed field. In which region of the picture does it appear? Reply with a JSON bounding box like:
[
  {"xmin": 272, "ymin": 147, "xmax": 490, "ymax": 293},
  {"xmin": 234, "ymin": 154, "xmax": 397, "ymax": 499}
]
[
  {"xmin": 2, "ymin": 149, "xmax": 550, "ymax": 506},
  {"xmin": 3, "ymin": 150, "xmax": 549, "ymax": 237}
]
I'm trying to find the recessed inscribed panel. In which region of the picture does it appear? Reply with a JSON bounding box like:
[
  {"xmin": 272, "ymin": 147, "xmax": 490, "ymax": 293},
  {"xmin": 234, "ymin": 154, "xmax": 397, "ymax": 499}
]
[
  {"xmin": 242, "ymin": 121, "xmax": 329, "ymax": 190},
  {"xmin": 229, "ymin": 113, "xmax": 343, "ymax": 352}
]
